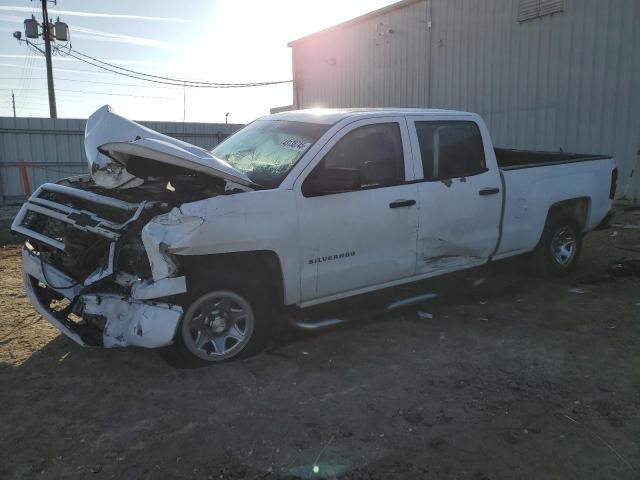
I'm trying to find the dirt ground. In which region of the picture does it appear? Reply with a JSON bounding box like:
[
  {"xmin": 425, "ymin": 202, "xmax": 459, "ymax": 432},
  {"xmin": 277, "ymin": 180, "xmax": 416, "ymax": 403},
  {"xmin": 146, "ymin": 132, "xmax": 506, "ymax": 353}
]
[{"xmin": 1, "ymin": 211, "xmax": 639, "ymax": 480}]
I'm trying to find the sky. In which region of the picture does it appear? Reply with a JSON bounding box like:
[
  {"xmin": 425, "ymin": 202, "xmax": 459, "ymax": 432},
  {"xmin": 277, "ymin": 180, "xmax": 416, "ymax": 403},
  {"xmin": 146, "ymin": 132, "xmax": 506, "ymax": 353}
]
[{"xmin": 0, "ymin": 0, "xmax": 395, "ymax": 123}]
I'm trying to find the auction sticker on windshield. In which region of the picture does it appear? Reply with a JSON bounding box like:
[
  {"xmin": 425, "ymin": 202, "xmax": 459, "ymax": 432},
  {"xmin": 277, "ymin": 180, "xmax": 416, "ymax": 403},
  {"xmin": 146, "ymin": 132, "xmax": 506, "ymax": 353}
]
[{"xmin": 281, "ymin": 138, "xmax": 311, "ymax": 152}]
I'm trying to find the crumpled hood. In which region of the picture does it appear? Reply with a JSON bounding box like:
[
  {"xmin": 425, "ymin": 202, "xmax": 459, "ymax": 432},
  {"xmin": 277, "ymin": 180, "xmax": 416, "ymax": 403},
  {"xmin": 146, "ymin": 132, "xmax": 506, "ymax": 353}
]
[{"xmin": 84, "ymin": 105, "xmax": 253, "ymax": 189}]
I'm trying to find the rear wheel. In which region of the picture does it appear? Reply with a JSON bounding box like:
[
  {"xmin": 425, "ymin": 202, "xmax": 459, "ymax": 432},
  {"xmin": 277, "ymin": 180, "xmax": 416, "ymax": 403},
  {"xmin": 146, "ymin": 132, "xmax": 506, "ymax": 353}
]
[
  {"xmin": 530, "ymin": 213, "xmax": 583, "ymax": 277},
  {"xmin": 161, "ymin": 275, "xmax": 272, "ymax": 367}
]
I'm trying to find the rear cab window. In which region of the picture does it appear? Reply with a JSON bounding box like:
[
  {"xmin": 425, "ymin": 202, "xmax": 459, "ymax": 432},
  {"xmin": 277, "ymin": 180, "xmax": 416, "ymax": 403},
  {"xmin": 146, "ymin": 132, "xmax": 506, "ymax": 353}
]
[{"xmin": 414, "ymin": 121, "xmax": 486, "ymax": 180}]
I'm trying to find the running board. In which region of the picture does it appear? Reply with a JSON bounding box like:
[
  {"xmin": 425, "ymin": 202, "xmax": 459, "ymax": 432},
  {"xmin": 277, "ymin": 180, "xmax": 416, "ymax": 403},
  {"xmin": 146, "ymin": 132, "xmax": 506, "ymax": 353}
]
[
  {"xmin": 289, "ymin": 292, "xmax": 439, "ymax": 330},
  {"xmin": 386, "ymin": 293, "xmax": 439, "ymax": 311},
  {"xmin": 290, "ymin": 318, "xmax": 345, "ymax": 331}
]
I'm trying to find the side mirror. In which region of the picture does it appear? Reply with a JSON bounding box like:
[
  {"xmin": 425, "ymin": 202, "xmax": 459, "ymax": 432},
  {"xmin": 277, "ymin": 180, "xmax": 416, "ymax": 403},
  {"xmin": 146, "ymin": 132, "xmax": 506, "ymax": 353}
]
[{"xmin": 302, "ymin": 166, "xmax": 361, "ymax": 196}]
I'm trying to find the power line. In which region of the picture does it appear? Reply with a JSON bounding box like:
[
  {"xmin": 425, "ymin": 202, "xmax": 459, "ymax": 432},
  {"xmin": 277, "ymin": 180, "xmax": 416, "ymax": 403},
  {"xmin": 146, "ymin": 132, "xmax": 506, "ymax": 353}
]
[
  {"xmin": 0, "ymin": 87, "xmax": 171, "ymax": 99},
  {"xmin": 67, "ymin": 48, "xmax": 291, "ymax": 86},
  {"xmin": 59, "ymin": 48, "xmax": 269, "ymax": 88},
  {"xmin": 55, "ymin": 46, "xmax": 293, "ymax": 88},
  {"xmin": 14, "ymin": 0, "xmax": 40, "ymax": 115},
  {"xmin": 0, "ymin": 62, "xmax": 154, "ymax": 80},
  {"xmin": 15, "ymin": 43, "xmax": 37, "ymax": 115},
  {"xmin": 8, "ymin": 97, "xmax": 104, "ymax": 106},
  {"xmin": 0, "ymin": 76, "xmax": 184, "ymax": 90}
]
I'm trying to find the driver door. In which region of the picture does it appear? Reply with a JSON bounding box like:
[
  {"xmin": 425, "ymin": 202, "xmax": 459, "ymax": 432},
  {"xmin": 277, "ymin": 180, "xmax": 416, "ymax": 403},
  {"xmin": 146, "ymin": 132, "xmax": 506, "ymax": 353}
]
[{"xmin": 295, "ymin": 117, "xmax": 419, "ymax": 304}]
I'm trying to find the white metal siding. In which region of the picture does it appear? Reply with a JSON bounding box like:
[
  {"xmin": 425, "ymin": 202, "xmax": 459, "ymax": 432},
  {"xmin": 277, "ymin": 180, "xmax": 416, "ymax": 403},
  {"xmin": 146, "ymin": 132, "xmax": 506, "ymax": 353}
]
[
  {"xmin": 292, "ymin": 0, "xmax": 430, "ymax": 109},
  {"xmin": 290, "ymin": 0, "xmax": 640, "ymax": 202}
]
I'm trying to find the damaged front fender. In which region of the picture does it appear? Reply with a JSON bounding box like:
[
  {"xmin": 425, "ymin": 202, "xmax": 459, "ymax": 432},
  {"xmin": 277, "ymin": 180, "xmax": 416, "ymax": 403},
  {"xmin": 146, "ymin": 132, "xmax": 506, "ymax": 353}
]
[{"xmin": 141, "ymin": 209, "xmax": 204, "ymax": 281}]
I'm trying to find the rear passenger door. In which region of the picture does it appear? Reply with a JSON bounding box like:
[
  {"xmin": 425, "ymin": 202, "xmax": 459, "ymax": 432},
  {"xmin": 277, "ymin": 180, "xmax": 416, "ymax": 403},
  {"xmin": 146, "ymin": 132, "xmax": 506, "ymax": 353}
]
[
  {"xmin": 295, "ymin": 118, "xmax": 419, "ymax": 303},
  {"xmin": 407, "ymin": 117, "xmax": 502, "ymax": 275}
]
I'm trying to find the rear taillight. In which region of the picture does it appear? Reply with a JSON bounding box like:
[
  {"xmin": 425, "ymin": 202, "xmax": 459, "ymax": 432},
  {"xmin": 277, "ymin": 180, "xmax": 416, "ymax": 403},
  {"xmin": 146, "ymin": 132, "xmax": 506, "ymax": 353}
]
[{"xmin": 609, "ymin": 167, "xmax": 618, "ymax": 199}]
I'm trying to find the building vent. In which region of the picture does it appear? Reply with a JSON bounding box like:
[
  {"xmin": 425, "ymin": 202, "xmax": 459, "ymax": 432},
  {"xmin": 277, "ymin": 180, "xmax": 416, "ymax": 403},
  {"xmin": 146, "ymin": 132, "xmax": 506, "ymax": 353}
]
[{"xmin": 518, "ymin": 0, "xmax": 564, "ymax": 22}]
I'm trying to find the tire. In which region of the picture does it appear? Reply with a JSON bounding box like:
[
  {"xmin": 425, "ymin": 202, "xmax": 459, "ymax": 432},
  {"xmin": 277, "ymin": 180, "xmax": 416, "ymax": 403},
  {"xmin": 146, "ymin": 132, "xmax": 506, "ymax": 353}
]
[
  {"xmin": 160, "ymin": 272, "xmax": 273, "ymax": 367},
  {"xmin": 530, "ymin": 213, "xmax": 583, "ymax": 278}
]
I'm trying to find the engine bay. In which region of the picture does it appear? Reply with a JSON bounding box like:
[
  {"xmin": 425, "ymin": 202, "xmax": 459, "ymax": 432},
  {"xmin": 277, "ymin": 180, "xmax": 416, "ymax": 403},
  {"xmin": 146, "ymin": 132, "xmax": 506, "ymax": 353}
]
[{"xmin": 24, "ymin": 173, "xmax": 225, "ymax": 280}]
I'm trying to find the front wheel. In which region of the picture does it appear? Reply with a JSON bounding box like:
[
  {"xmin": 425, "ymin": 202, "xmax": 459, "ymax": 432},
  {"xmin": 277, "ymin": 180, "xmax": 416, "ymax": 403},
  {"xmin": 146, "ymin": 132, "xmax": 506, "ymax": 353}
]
[
  {"xmin": 182, "ymin": 290, "xmax": 257, "ymax": 361},
  {"xmin": 161, "ymin": 280, "xmax": 272, "ymax": 367},
  {"xmin": 530, "ymin": 213, "xmax": 583, "ymax": 277}
]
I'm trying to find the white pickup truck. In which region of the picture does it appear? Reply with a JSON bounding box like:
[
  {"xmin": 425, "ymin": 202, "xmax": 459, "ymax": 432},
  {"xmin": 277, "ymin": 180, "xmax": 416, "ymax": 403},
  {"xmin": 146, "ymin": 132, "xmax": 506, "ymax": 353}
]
[{"xmin": 12, "ymin": 106, "xmax": 617, "ymax": 364}]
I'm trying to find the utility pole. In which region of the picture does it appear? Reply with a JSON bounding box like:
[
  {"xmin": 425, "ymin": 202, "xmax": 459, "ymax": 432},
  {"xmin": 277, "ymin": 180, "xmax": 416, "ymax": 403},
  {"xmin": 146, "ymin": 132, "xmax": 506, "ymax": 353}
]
[
  {"xmin": 14, "ymin": 2, "xmax": 67, "ymax": 118},
  {"xmin": 11, "ymin": 90, "xmax": 16, "ymax": 117},
  {"xmin": 41, "ymin": 0, "xmax": 57, "ymax": 118}
]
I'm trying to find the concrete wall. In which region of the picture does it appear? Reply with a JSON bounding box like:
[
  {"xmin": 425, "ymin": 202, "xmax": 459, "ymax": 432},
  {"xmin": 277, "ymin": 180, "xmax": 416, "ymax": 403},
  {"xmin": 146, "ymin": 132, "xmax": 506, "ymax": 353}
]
[
  {"xmin": 290, "ymin": 0, "xmax": 640, "ymax": 202},
  {"xmin": 0, "ymin": 117, "xmax": 243, "ymax": 204}
]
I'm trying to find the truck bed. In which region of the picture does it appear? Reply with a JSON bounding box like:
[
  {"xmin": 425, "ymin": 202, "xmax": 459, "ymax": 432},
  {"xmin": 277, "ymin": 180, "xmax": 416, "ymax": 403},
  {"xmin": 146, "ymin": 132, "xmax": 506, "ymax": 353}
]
[
  {"xmin": 495, "ymin": 148, "xmax": 611, "ymax": 170},
  {"xmin": 495, "ymin": 150, "xmax": 615, "ymax": 259}
]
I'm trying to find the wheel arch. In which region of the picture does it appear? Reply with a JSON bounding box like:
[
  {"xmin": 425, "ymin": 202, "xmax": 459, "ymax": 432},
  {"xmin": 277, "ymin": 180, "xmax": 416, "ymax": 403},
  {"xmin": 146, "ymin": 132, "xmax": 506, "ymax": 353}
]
[
  {"xmin": 546, "ymin": 197, "xmax": 591, "ymax": 230},
  {"xmin": 529, "ymin": 197, "xmax": 590, "ymax": 251},
  {"xmin": 177, "ymin": 250, "xmax": 286, "ymax": 308},
  {"xmin": 530, "ymin": 198, "xmax": 586, "ymax": 277}
]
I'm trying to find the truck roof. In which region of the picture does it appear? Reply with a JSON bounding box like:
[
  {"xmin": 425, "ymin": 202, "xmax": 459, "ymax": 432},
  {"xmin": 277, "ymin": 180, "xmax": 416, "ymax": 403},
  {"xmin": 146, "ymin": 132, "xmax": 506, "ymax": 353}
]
[{"xmin": 267, "ymin": 108, "xmax": 474, "ymax": 125}]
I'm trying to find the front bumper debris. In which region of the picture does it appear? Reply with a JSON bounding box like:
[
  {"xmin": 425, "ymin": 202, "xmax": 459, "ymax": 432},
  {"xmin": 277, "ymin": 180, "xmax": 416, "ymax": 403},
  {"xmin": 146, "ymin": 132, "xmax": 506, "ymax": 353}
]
[
  {"xmin": 22, "ymin": 249, "xmax": 86, "ymax": 346},
  {"xmin": 81, "ymin": 294, "xmax": 182, "ymax": 348},
  {"xmin": 13, "ymin": 182, "xmax": 191, "ymax": 349},
  {"xmin": 22, "ymin": 247, "xmax": 183, "ymax": 349}
]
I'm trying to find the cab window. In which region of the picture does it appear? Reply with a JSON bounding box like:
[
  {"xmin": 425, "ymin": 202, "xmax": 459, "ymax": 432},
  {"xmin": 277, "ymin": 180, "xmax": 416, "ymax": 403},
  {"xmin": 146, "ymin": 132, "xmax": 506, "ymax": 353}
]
[
  {"xmin": 302, "ymin": 123, "xmax": 405, "ymax": 196},
  {"xmin": 415, "ymin": 121, "xmax": 486, "ymax": 180}
]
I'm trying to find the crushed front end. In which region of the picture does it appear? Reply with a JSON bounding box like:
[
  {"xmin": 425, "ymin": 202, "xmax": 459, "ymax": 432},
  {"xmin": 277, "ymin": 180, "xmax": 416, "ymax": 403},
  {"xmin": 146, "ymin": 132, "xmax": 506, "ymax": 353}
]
[
  {"xmin": 11, "ymin": 105, "xmax": 256, "ymax": 349},
  {"xmin": 11, "ymin": 177, "xmax": 189, "ymax": 348}
]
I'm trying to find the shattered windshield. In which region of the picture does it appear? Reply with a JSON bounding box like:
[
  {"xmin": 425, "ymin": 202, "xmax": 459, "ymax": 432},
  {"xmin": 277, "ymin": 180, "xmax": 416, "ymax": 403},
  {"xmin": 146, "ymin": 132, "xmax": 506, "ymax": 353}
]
[{"xmin": 211, "ymin": 119, "xmax": 330, "ymax": 188}]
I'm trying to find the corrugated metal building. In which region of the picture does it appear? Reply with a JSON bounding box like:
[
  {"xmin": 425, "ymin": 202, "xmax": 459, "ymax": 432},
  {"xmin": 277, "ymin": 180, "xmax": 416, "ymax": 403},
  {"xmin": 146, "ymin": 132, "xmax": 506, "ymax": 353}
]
[
  {"xmin": 0, "ymin": 117, "xmax": 242, "ymax": 204},
  {"xmin": 288, "ymin": 0, "xmax": 640, "ymax": 202}
]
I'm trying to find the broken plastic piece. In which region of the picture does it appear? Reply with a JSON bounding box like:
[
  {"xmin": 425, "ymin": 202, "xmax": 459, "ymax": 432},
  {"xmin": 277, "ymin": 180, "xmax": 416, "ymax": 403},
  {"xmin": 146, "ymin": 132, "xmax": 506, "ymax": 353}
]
[
  {"xmin": 387, "ymin": 293, "xmax": 439, "ymax": 310},
  {"xmin": 81, "ymin": 294, "xmax": 182, "ymax": 348},
  {"xmin": 131, "ymin": 276, "xmax": 187, "ymax": 300},
  {"xmin": 611, "ymin": 223, "xmax": 640, "ymax": 230},
  {"xmin": 291, "ymin": 318, "xmax": 345, "ymax": 330},
  {"xmin": 567, "ymin": 287, "xmax": 587, "ymax": 294}
]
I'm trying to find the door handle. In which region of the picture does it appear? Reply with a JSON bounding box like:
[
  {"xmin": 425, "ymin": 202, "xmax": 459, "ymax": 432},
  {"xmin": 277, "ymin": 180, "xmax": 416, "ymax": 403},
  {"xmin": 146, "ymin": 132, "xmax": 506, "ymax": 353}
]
[
  {"xmin": 479, "ymin": 187, "xmax": 500, "ymax": 196},
  {"xmin": 389, "ymin": 199, "xmax": 416, "ymax": 208}
]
